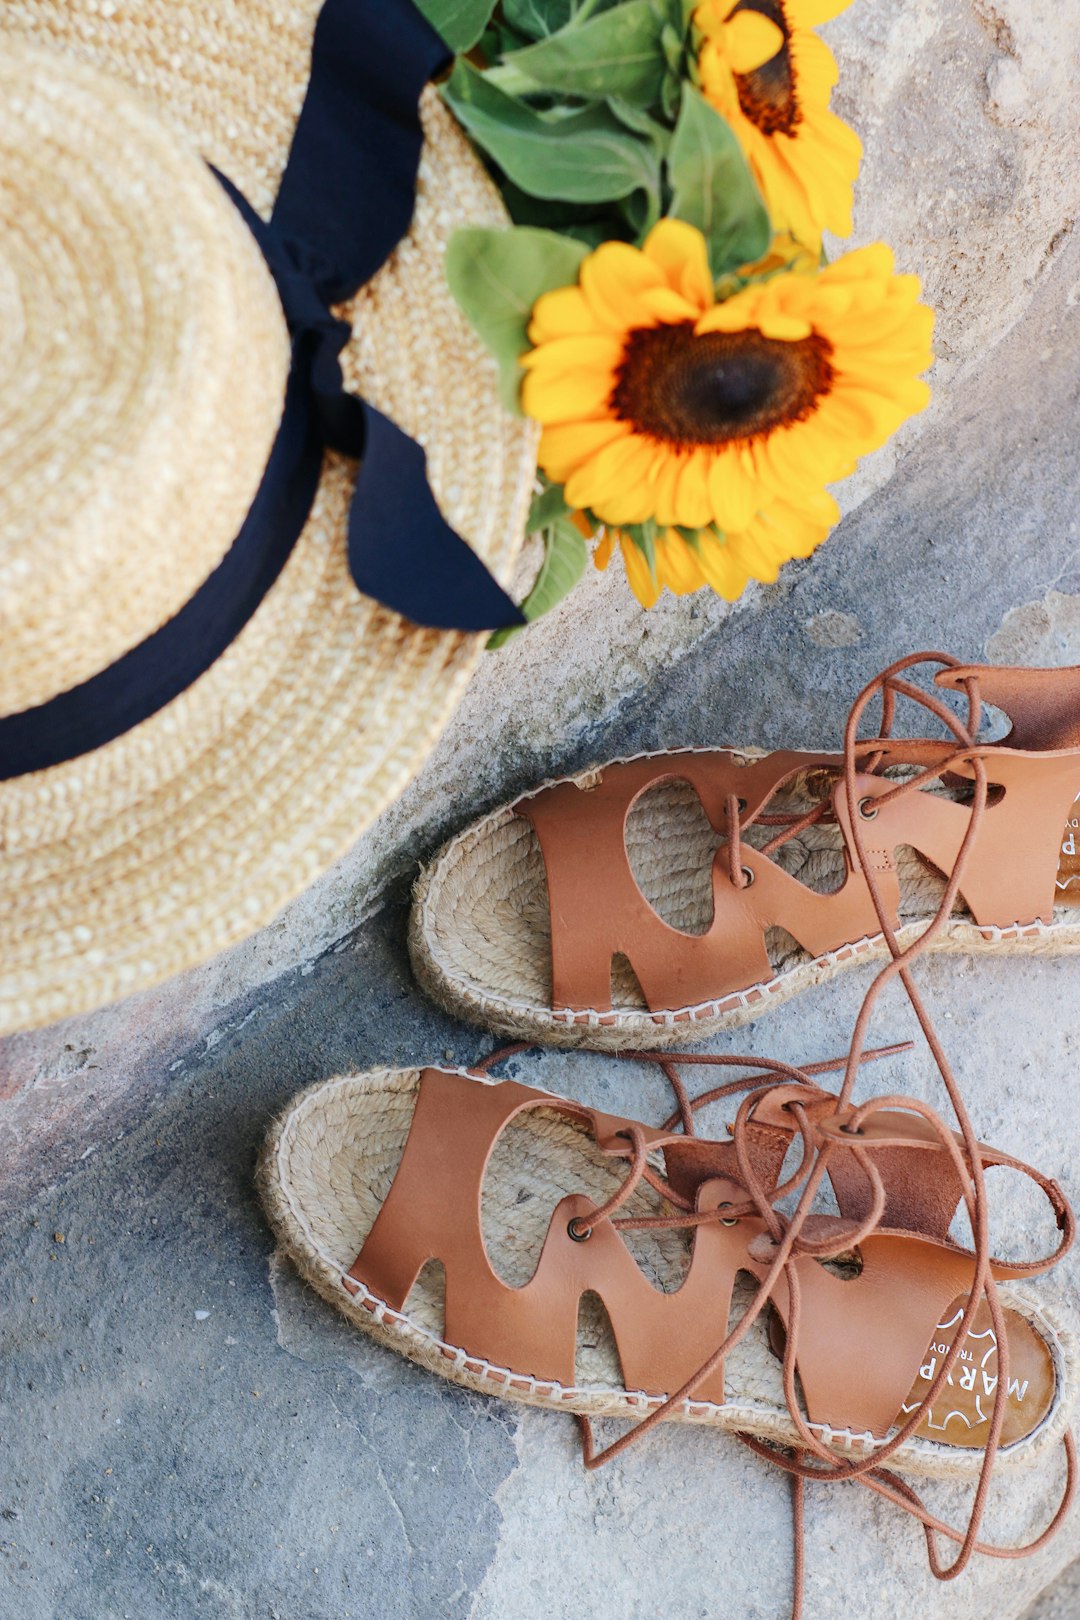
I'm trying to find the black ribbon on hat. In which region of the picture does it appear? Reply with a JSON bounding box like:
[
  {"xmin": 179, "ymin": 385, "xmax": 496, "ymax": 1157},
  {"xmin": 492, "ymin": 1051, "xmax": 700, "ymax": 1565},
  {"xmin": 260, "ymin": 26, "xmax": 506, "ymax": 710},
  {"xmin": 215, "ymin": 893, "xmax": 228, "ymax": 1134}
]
[{"xmin": 0, "ymin": 0, "xmax": 525, "ymax": 782}]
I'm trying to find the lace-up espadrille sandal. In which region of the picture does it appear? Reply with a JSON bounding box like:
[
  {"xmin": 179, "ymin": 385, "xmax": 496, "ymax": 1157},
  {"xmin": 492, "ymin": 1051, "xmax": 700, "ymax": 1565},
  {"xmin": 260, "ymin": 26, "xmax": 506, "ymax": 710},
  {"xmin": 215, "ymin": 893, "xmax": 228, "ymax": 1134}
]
[
  {"xmin": 409, "ymin": 653, "xmax": 1080, "ymax": 1049},
  {"xmin": 258, "ymin": 1048, "xmax": 1077, "ymax": 1487}
]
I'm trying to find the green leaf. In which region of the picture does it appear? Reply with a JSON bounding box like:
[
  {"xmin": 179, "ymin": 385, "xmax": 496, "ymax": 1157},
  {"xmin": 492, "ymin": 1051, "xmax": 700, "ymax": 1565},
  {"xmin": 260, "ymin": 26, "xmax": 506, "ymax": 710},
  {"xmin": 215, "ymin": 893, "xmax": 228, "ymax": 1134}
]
[
  {"xmin": 618, "ymin": 185, "xmax": 660, "ymax": 239},
  {"xmin": 660, "ymin": 67, "xmax": 682, "ymax": 123},
  {"xmin": 443, "ymin": 60, "xmax": 660, "ymax": 205},
  {"xmin": 667, "ymin": 84, "xmax": 771, "ymax": 278},
  {"xmin": 496, "ymin": 178, "xmax": 628, "ymax": 248},
  {"xmin": 606, "ymin": 95, "xmax": 673, "ymax": 155},
  {"xmin": 444, "ymin": 225, "xmax": 588, "ymax": 412},
  {"xmin": 412, "ymin": 0, "xmax": 497, "ymax": 51},
  {"xmin": 527, "ymin": 481, "xmax": 572, "ymax": 530},
  {"xmin": 488, "ymin": 516, "xmax": 589, "ymax": 648},
  {"xmin": 659, "ymin": 20, "xmax": 685, "ymax": 71},
  {"xmin": 503, "ymin": 0, "xmax": 621, "ymax": 37},
  {"xmin": 482, "ymin": 19, "xmax": 535, "ymax": 56},
  {"xmin": 501, "ymin": 0, "xmax": 559, "ymax": 37},
  {"xmin": 494, "ymin": 2, "xmax": 669, "ymax": 107}
]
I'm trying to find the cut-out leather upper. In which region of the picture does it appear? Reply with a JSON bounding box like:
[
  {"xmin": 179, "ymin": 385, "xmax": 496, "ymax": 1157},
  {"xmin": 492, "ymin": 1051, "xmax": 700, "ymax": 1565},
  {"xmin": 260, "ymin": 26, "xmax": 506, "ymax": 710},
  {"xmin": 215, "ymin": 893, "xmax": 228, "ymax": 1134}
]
[
  {"xmin": 515, "ymin": 663, "xmax": 1080, "ymax": 1014},
  {"xmin": 347, "ymin": 1069, "xmax": 1057, "ymax": 1442}
]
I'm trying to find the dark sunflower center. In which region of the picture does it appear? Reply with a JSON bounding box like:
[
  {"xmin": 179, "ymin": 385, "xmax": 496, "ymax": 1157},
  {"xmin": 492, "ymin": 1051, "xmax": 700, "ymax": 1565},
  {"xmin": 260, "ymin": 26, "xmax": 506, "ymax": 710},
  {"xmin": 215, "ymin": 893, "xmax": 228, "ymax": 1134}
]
[
  {"xmin": 731, "ymin": 0, "xmax": 799, "ymax": 137},
  {"xmin": 610, "ymin": 321, "xmax": 834, "ymax": 447}
]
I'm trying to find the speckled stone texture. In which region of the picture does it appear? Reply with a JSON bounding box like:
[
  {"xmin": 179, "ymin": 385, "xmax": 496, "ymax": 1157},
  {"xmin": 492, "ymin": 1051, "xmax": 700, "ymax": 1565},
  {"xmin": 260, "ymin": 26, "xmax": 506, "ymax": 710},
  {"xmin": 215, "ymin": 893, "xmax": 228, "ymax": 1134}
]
[
  {"xmin": 1022, "ymin": 1559, "xmax": 1080, "ymax": 1618},
  {"xmin": 3, "ymin": 915, "xmax": 1080, "ymax": 1619},
  {"xmin": 3, "ymin": 0, "xmax": 1080, "ymax": 1614}
]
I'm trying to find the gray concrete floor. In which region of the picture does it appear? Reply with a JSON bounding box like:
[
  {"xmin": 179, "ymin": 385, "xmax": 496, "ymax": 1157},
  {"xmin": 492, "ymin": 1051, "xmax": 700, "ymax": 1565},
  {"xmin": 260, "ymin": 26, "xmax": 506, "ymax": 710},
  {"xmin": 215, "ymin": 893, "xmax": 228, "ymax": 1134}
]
[
  {"xmin": 2, "ymin": 895, "xmax": 1079, "ymax": 1620},
  {"xmin": 1024, "ymin": 1560, "xmax": 1080, "ymax": 1619}
]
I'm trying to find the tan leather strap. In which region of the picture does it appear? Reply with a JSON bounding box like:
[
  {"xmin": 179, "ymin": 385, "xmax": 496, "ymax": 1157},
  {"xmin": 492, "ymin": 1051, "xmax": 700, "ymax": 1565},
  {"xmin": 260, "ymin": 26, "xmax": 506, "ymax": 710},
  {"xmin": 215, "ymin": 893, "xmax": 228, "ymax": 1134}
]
[
  {"xmin": 350, "ymin": 1070, "xmax": 734, "ymax": 1401},
  {"xmin": 937, "ymin": 663, "xmax": 1080, "ymax": 750},
  {"xmin": 346, "ymin": 1059, "xmax": 1070, "ymax": 1438},
  {"xmin": 515, "ymin": 657, "xmax": 1080, "ymax": 1014},
  {"xmin": 517, "ymin": 750, "xmax": 888, "ymax": 1012}
]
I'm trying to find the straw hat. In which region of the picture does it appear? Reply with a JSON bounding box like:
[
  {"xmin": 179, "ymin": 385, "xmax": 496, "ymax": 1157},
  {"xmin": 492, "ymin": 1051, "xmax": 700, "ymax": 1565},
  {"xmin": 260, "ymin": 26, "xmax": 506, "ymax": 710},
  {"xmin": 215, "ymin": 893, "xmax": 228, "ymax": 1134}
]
[{"xmin": 0, "ymin": 7, "xmax": 539, "ymax": 1036}]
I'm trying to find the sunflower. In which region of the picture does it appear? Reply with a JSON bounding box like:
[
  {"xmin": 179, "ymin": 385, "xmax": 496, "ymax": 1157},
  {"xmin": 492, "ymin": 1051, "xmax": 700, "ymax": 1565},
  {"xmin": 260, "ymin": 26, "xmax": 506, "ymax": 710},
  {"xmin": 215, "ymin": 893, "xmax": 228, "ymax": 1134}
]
[
  {"xmin": 693, "ymin": 0, "xmax": 862, "ymax": 246},
  {"xmin": 520, "ymin": 218, "xmax": 933, "ymax": 607}
]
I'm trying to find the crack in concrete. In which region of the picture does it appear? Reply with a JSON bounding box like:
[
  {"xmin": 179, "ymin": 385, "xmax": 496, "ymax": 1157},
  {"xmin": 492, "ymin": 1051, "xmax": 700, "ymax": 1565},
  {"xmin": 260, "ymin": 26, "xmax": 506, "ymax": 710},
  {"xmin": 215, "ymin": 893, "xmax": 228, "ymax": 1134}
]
[
  {"xmin": 464, "ymin": 1406, "xmax": 525, "ymax": 1620},
  {"xmin": 325, "ymin": 1388, "xmax": 419, "ymax": 1566}
]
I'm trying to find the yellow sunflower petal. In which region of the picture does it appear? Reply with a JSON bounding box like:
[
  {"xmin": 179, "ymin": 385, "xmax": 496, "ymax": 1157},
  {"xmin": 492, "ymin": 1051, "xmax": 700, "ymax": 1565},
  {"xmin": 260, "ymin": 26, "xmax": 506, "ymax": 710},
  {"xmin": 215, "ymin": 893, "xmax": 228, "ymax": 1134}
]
[
  {"xmin": 656, "ymin": 530, "xmax": 709, "ymax": 596},
  {"xmin": 641, "ymin": 218, "xmax": 715, "ymax": 312},
  {"xmin": 748, "ymin": 498, "xmax": 834, "ymax": 559},
  {"xmin": 649, "ymin": 451, "xmax": 689, "ymax": 528},
  {"xmin": 726, "ymin": 527, "xmax": 783, "ymax": 583},
  {"xmin": 722, "ymin": 10, "xmax": 785, "ymax": 74},
  {"xmin": 538, "ymin": 418, "xmax": 632, "ymax": 484},
  {"xmin": 519, "ymin": 333, "xmax": 625, "ymax": 377},
  {"xmin": 756, "ymin": 313, "xmax": 813, "ymax": 340},
  {"xmin": 695, "ymin": 532, "xmax": 753, "ymax": 601},
  {"xmin": 580, "ymin": 242, "xmax": 666, "ymax": 331},
  {"xmin": 593, "ymin": 531, "xmax": 615, "ymax": 571},
  {"xmin": 636, "ymin": 286, "xmax": 704, "ymax": 324},
  {"xmin": 832, "ymin": 351, "xmax": 934, "ymax": 392},
  {"xmin": 826, "ymin": 384, "xmax": 918, "ymax": 441},
  {"xmin": 787, "ymin": 0, "xmax": 855, "ymax": 23},
  {"xmin": 836, "ymin": 303, "xmax": 934, "ymax": 352},
  {"xmin": 671, "ymin": 451, "xmax": 714, "ymax": 529},
  {"xmin": 693, "ymin": 0, "xmax": 736, "ymax": 43},
  {"xmin": 528, "ymin": 284, "xmax": 600, "ymax": 344},
  {"xmin": 564, "ymin": 434, "xmax": 656, "ymax": 522},
  {"xmin": 822, "ymin": 244, "xmax": 897, "ymax": 284},
  {"xmin": 810, "ymin": 105, "xmax": 864, "ymax": 163},
  {"xmin": 780, "ymin": 487, "xmax": 841, "ymax": 528},
  {"xmin": 521, "ymin": 364, "xmax": 615, "ymax": 425},
  {"xmin": 618, "ymin": 533, "xmax": 662, "ymax": 608},
  {"xmin": 763, "ymin": 423, "xmax": 838, "ymax": 490},
  {"xmin": 707, "ymin": 449, "xmax": 760, "ymax": 531},
  {"xmin": 695, "ymin": 292, "xmax": 760, "ymax": 334},
  {"xmin": 787, "ymin": 29, "xmax": 840, "ymax": 102}
]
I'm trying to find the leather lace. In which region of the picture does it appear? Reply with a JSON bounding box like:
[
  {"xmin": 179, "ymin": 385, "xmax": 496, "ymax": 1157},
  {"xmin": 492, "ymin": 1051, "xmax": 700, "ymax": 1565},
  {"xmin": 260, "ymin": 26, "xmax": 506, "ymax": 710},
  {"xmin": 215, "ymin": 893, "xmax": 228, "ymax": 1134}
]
[
  {"xmin": 480, "ymin": 655, "xmax": 1077, "ymax": 1620},
  {"xmin": 722, "ymin": 649, "xmax": 987, "ymax": 893}
]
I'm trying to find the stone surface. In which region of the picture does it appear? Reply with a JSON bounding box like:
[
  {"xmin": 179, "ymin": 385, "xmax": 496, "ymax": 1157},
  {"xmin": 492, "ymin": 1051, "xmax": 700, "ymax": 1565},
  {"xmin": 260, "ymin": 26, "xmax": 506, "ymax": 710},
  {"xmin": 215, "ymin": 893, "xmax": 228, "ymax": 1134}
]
[
  {"xmin": 1023, "ymin": 1559, "xmax": 1080, "ymax": 1618},
  {"xmin": 5, "ymin": 1, "xmax": 1080, "ymax": 1614},
  {"xmin": 2, "ymin": 910, "xmax": 1079, "ymax": 1620}
]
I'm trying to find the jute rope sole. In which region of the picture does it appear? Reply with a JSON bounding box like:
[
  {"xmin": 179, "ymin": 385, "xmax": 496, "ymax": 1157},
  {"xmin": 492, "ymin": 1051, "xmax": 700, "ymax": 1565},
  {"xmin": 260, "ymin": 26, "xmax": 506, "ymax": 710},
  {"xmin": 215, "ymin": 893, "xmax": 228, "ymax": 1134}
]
[
  {"xmin": 409, "ymin": 750, "xmax": 1080, "ymax": 1052},
  {"xmin": 258, "ymin": 1066, "xmax": 1078, "ymax": 1482}
]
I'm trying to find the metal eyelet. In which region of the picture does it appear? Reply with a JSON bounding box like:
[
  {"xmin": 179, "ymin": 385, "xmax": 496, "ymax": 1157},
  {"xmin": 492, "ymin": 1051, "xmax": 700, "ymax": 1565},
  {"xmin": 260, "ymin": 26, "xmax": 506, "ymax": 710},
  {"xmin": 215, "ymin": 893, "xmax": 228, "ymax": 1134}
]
[
  {"xmin": 736, "ymin": 797, "xmax": 748, "ymax": 813},
  {"xmin": 567, "ymin": 1217, "xmax": 593, "ymax": 1242},
  {"xmin": 741, "ymin": 866, "xmax": 755, "ymax": 888},
  {"xmin": 857, "ymin": 797, "xmax": 879, "ymax": 821},
  {"xmin": 718, "ymin": 1200, "xmax": 739, "ymax": 1227}
]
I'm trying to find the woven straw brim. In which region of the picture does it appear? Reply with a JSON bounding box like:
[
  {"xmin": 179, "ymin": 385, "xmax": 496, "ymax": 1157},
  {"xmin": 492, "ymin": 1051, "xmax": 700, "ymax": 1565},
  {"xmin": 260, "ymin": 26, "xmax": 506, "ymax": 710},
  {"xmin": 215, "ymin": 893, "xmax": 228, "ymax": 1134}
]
[
  {"xmin": 0, "ymin": 44, "xmax": 292, "ymax": 714},
  {"xmin": 409, "ymin": 752, "xmax": 1080, "ymax": 1052},
  {"xmin": 0, "ymin": 7, "xmax": 539, "ymax": 1035},
  {"xmin": 258, "ymin": 1065, "xmax": 1078, "ymax": 1482}
]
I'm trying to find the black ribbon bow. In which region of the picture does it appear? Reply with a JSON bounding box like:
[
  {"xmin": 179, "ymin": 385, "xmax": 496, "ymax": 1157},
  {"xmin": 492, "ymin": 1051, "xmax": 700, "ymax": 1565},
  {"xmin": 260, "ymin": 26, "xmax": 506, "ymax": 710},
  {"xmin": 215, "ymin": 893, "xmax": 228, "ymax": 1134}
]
[{"xmin": 0, "ymin": 0, "xmax": 524, "ymax": 782}]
